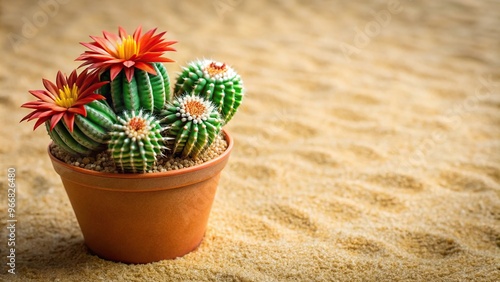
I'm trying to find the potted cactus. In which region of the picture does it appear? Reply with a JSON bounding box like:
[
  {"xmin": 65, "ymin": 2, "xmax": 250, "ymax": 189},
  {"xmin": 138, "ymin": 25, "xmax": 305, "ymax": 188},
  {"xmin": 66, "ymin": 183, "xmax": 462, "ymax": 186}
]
[{"xmin": 20, "ymin": 26, "xmax": 244, "ymax": 264}]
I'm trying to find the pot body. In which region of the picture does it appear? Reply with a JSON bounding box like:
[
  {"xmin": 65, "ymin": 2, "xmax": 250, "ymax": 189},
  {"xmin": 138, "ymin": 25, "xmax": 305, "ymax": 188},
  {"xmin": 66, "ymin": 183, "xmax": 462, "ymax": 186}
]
[{"xmin": 48, "ymin": 131, "xmax": 233, "ymax": 264}]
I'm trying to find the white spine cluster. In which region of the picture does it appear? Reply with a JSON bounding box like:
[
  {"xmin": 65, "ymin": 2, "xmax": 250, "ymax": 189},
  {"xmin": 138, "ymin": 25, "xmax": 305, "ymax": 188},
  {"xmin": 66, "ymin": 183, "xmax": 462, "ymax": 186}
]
[
  {"xmin": 199, "ymin": 59, "xmax": 237, "ymax": 82},
  {"xmin": 175, "ymin": 95, "xmax": 215, "ymax": 125},
  {"xmin": 108, "ymin": 110, "xmax": 169, "ymax": 173}
]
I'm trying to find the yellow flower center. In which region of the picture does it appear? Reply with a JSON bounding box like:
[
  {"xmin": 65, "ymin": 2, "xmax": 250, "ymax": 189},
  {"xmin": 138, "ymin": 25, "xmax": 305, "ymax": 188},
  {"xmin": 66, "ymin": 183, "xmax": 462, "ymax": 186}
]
[
  {"xmin": 55, "ymin": 84, "xmax": 79, "ymax": 108},
  {"xmin": 116, "ymin": 35, "xmax": 139, "ymax": 60}
]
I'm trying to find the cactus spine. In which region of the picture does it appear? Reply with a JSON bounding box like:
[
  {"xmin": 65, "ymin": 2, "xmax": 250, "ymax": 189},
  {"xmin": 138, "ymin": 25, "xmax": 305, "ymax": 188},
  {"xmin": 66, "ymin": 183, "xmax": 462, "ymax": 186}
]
[
  {"xmin": 100, "ymin": 62, "xmax": 171, "ymax": 113},
  {"xmin": 174, "ymin": 60, "xmax": 243, "ymax": 124},
  {"xmin": 46, "ymin": 100, "xmax": 117, "ymax": 155},
  {"xmin": 160, "ymin": 94, "xmax": 222, "ymax": 158},
  {"xmin": 108, "ymin": 110, "xmax": 169, "ymax": 173}
]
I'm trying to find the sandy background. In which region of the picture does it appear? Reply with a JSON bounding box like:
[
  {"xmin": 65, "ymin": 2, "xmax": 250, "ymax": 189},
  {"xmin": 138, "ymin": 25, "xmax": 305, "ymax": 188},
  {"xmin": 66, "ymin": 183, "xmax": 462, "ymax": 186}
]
[{"xmin": 1, "ymin": 0, "xmax": 499, "ymax": 281}]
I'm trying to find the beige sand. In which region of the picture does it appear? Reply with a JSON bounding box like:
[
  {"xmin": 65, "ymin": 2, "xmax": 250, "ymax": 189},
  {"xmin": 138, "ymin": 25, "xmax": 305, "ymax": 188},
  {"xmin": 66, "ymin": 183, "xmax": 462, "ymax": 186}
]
[{"xmin": 1, "ymin": 0, "xmax": 499, "ymax": 280}]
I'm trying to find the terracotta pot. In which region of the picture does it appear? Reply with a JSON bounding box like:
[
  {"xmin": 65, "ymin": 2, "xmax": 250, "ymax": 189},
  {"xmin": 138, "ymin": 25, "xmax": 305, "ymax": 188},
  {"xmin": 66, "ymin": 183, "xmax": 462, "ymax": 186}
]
[{"xmin": 48, "ymin": 130, "xmax": 233, "ymax": 264}]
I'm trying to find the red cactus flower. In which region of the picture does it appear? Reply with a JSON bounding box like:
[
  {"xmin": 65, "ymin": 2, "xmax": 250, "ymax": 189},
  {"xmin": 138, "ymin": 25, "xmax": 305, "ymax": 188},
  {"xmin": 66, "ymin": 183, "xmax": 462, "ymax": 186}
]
[
  {"xmin": 21, "ymin": 69, "xmax": 108, "ymax": 132},
  {"xmin": 76, "ymin": 26, "xmax": 176, "ymax": 82}
]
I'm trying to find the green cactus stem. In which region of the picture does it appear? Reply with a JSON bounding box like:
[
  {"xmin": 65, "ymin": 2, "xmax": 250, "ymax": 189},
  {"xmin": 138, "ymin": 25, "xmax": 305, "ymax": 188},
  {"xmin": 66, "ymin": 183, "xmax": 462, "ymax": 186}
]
[
  {"xmin": 47, "ymin": 100, "xmax": 117, "ymax": 156},
  {"xmin": 174, "ymin": 59, "xmax": 243, "ymax": 124},
  {"xmin": 99, "ymin": 62, "xmax": 171, "ymax": 113},
  {"xmin": 160, "ymin": 94, "xmax": 222, "ymax": 158},
  {"xmin": 108, "ymin": 110, "xmax": 169, "ymax": 173}
]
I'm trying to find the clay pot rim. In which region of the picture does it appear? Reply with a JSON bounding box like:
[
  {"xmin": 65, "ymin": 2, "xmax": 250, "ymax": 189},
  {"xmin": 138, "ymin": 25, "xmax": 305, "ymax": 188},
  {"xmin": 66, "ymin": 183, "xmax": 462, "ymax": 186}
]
[{"xmin": 47, "ymin": 129, "xmax": 233, "ymax": 180}]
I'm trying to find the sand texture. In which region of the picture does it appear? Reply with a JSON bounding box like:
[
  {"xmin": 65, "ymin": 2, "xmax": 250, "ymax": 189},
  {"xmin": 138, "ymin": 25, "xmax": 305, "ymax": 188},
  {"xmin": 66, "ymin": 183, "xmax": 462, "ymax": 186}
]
[{"xmin": 1, "ymin": 0, "xmax": 499, "ymax": 281}]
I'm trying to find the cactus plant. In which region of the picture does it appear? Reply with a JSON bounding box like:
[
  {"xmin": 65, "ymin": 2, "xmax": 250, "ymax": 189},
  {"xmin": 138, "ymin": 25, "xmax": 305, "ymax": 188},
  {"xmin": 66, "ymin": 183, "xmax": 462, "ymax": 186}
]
[
  {"xmin": 47, "ymin": 100, "xmax": 117, "ymax": 155},
  {"xmin": 160, "ymin": 93, "xmax": 222, "ymax": 158},
  {"xmin": 77, "ymin": 26, "xmax": 176, "ymax": 113},
  {"xmin": 108, "ymin": 110, "xmax": 169, "ymax": 173},
  {"xmin": 20, "ymin": 70, "xmax": 115, "ymax": 156},
  {"xmin": 21, "ymin": 24, "xmax": 248, "ymax": 265},
  {"xmin": 174, "ymin": 59, "xmax": 243, "ymax": 124},
  {"xmin": 98, "ymin": 63, "xmax": 171, "ymax": 113},
  {"xmin": 22, "ymin": 26, "xmax": 246, "ymax": 175}
]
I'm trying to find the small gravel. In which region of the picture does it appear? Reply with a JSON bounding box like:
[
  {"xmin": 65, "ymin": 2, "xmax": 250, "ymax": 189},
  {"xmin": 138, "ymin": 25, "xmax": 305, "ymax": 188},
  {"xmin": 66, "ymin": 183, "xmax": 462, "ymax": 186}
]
[{"xmin": 50, "ymin": 135, "xmax": 228, "ymax": 174}]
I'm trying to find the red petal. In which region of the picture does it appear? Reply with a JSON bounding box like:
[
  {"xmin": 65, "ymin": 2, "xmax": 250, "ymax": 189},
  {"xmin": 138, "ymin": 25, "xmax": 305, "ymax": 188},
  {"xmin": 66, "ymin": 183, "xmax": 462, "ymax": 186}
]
[
  {"xmin": 124, "ymin": 68, "xmax": 135, "ymax": 83},
  {"xmin": 141, "ymin": 35, "xmax": 166, "ymax": 51},
  {"xmin": 52, "ymin": 105, "xmax": 68, "ymax": 111},
  {"xmin": 67, "ymin": 69, "xmax": 78, "ymax": 87},
  {"xmin": 123, "ymin": 61, "xmax": 135, "ymax": 68},
  {"xmin": 138, "ymin": 28, "xmax": 156, "ymax": 47},
  {"xmin": 28, "ymin": 90, "xmax": 55, "ymax": 102},
  {"xmin": 20, "ymin": 102, "xmax": 48, "ymax": 109},
  {"xmin": 78, "ymin": 70, "xmax": 100, "ymax": 91},
  {"xmin": 91, "ymin": 36, "xmax": 117, "ymax": 55},
  {"xmin": 80, "ymin": 93, "xmax": 105, "ymax": 102},
  {"xmin": 33, "ymin": 116, "xmax": 51, "ymax": 131},
  {"xmin": 134, "ymin": 62, "xmax": 156, "ymax": 75},
  {"xmin": 80, "ymin": 42, "xmax": 110, "ymax": 55},
  {"xmin": 42, "ymin": 79, "xmax": 59, "ymax": 98},
  {"xmin": 110, "ymin": 65, "xmax": 123, "ymax": 81},
  {"xmin": 78, "ymin": 54, "xmax": 117, "ymax": 62},
  {"xmin": 20, "ymin": 110, "xmax": 38, "ymax": 122},
  {"xmin": 21, "ymin": 101, "xmax": 64, "ymax": 111},
  {"xmin": 67, "ymin": 106, "xmax": 87, "ymax": 116},
  {"xmin": 26, "ymin": 109, "xmax": 64, "ymax": 123},
  {"xmin": 88, "ymin": 62, "xmax": 112, "ymax": 69},
  {"xmin": 151, "ymin": 57, "xmax": 175, "ymax": 63},
  {"xmin": 78, "ymin": 82, "xmax": 108, "ymax": 99},
  {"xmin": 25, "ymin": 110, "xmax": 45, "ymax": 121},
  {"xmin": 63, "ymin": 112, "xmax": 75, "ymax": 132},
  {"xmin": 75, "ymin": 69, "xmax": 89, "ymax": 88},
  {"xmin": 56, "ymin": 71, "xmax": 67, "ymax": 89},
  {"xmin": 133, "ymin": 26, "xmax": 143, "ymax": 42},
  {"xmin": 76, "ymin": 60, "xmax": 93, "ymax": 69},
  {"xmin": 35, "ymin": 110, "xmax": 60, "ymax": 119},
  {"xmin": 98, "ymin": 58, "xmax": 124, "ymax": 64},
  {"xmin": 49, "ymin": 112, "xmax": 65, "ymax": 131},
  {"xmin": 103, "ymin": 30, "xmax": 120, "ymax": 42},
  {"xmin": 118, "ymin": 26, "xmax": 128, "ymax": 39}
]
